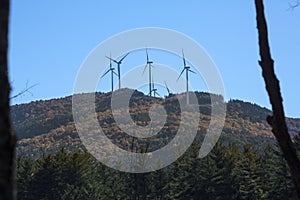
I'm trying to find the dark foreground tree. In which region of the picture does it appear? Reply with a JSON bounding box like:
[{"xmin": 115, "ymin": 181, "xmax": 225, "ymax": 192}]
[
  {"xmin": 0, "ymin": 0, "xmax": 16, "ymax": 199},
  {"xmin": 254, "ymin": 0, "xmax": 300, "ymax": 198}
]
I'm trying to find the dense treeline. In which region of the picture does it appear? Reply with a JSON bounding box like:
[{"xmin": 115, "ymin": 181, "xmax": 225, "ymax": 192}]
[{"xmin": 17, "ymin": 137, "xmax": 300, "ymax": 199}]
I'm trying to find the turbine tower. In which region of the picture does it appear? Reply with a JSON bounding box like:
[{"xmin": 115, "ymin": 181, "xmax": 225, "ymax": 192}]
[
  {"xmin": 143, "ymin": 48, "xmax": 154, "ymax": 96},
  {"xmin": 102, "ymin": 54, "xmax": 118, "ymax": 92},
  {"xmin": 106, "ymin": 53, "xmax": 129, "ymax": 89},
  {"xmin": 177, "ymin": 50, "xmax": 196, "ymax": 104}
]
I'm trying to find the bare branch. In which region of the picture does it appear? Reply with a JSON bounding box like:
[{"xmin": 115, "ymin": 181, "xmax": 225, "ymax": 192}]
[{"xmin": 10, "ymin": 81, "xmax": 39, "ymax": 100}]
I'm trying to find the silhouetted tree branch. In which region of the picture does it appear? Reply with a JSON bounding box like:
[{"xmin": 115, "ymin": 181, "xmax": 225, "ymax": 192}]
[
  {"xmin": 10, "ymin": 81, "xmax": 39, "ymax": 100},
  {"xmin": 0, "ymin": 0, "xmax": 16, "ymax": 199},
  {"xmin": 255, "ymin": 0, "xmax": 300, "ymax": 198}
]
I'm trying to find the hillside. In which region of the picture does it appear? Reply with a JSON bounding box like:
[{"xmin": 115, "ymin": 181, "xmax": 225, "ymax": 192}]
[{"xmin": 11, "ymin": 89, "xmax": 300, "ymax": 158}]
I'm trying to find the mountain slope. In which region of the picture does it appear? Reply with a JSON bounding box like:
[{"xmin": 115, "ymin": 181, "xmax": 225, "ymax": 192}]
[{"xmin": 11, "ymin": 89, "xmax": 300, "ymax": 158}]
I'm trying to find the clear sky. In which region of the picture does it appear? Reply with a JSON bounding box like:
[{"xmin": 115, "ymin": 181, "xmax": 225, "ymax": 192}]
[{"xmin": 9, "ymin": 1, "xmax": 300, "ymax": 118}]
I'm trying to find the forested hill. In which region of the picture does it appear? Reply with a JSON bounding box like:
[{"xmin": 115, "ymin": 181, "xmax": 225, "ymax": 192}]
[{"xmin": 11, "ymin": 88, "xmax": 300, "ymax": 158}]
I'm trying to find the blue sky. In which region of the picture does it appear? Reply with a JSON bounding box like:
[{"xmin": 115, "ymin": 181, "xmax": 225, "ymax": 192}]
[{"xmin": 9, "ymin": 1, "xmax": 300, "ymax": 118}]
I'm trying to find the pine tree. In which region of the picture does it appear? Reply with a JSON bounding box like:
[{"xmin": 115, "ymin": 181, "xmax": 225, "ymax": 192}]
[
  {"xmin": 209, "ymin": 142, "xmax": 240, "ymax": 199},
  {"xmin": 234, "ymin": 144, "xmax": 263, "ymax": 200},
  {"xmin": 263, "ymin": 144, "xmax": 295, "ymax": 199},
  {"xmin": 148, "ymin": 168, "xmax": 170, "ymax": 199},
  {"xmin": 17, "ymin": 156, "xmax": 37, "ymax": 199}
]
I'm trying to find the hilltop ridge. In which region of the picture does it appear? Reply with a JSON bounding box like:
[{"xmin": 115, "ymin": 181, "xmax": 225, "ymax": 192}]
[{"xmin": 11, "ymin": 89, "xmax": 300, "ymax": 158}]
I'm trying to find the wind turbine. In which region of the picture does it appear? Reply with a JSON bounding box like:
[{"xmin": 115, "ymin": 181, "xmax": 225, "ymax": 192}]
[
  {"xmin": 143, "ymin": 48, "xmax": 154, "ymax": 96},
  {"xmin": 148, "ymin": 75, "xmax": 160, "ymax": 97},
  {"xmin": 164, "ymin": 81, "xmax": 171, "ymax": 97},
  {"xmin": 177, "ymin": 50, "xmax": 196, "ymax": 104},
  {"xmin": 102, "ymin": 54, "xmax": 118, "ymax": 92},
  {"xmin": 106, "ymin": 52, "xmax": 129, "ymax": 89}
]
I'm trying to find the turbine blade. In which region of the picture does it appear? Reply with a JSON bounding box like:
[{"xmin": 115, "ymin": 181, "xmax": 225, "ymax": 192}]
[
  {"xmin": 182, "ymin": 49, "xmax": 186, "ymax": 67},
  {"xmin": 189, "ymin": 69, "xmax": 196, "ymax": 74},
  {"xmin": 101, "ymin": 69, "xmax": 111, "ymax": 78},
  {"xmin": 113, "ymin": 71, "xmax": 118, "ymax": 76},
  {"xmin": 177, "ymin": 68, "xmax": 185, "ymax": 81},
  {"xmin": 142, "ymin": 64, "xmax": 148, "ymax": 75},
  {"xmin": 155, "ymin": 91, "xmax": 161, "ymax": 97},
  {"xmin": 164, "ymin": 81, "xmax": 170, "ymax": 94},
  {"xmin": 109, "ymin": 53, "xmax": 112, "ymax": 68},
  {"xmin": 119, "ymin": 52, "xmax": 129, "ymax": 63},
  {"xmin": 146, "ymin": 48, "xmax": 149, "ymax": 63},
  {"xmin": 106, "ymin": 56, "xmax": 118, "ymax": 64}
]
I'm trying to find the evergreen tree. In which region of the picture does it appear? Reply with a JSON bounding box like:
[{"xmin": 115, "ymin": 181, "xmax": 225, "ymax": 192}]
[
  {"xmin": 16, "ymin": 140, "xmax": 300, "ymax": 199},
  {"xmin": 17, "ymin": 156, "xmax": 37, "ymax": 199},
  {"xmin": 234, "ymin": 144, "xmax": 263, "ymax": 199},
  {"xmin": 262, "ymin": 144, "xmax": 295, "ymax": 199}
]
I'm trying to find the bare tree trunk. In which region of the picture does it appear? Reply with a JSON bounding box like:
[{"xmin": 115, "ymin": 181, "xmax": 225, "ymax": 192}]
[
  {"xmin": 0, "ymin": 0, "xmax": 16, "ymax": 199},
  {"xmin": 254, "ymin": 0, "xmax": 300, "ymax": 197}
]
